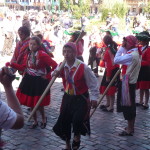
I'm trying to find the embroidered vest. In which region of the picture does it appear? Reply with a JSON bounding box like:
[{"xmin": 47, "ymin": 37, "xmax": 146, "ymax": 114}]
[{"xmin": 61, "ymin": 62, "xmax": 88, "ymax": 95}]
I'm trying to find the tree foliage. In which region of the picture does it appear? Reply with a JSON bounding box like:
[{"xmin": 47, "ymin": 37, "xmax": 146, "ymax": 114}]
[
  {"xmin": 144, "ymin": 2, "xmax": 150, "ymax": 14},
  {"xmin": 99, "ymin": 1, "xmax": 128, "ymax": 21},
  {"xmin": 60, "ymin": 0, "xmax": 91, "ymax": 19}
]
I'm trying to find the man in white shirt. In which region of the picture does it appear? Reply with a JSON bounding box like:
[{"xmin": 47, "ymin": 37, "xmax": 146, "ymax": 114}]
[
  {"xmin": 0, "ymin": 67, "xmax": 24, "ymax": 129},
  {"xmin": 114, "ymin": 35, "xmax": 141, "ymax": 136}
]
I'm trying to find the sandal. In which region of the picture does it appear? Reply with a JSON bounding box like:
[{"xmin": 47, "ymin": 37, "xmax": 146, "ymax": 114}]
[
  {"xmin": 30, "ymin": 122, "xmax": 38, "ymax": 129},
  {"xmin": 124, "ymin": 127, "xmax": 134, "ymax": 133},
  {"xmin": 102, "ymin": 107, "xmax": 114, "ymax": 112},
  {"xmin": 72, "ymin": 140, "xmax": 81, "ymax": 150},
  {"xmin": 136, "ymin": 102, "xmax": 143, "ymax": 106},
  {"xmin": 40, "ymin": 117, "xmax": 47, "ymax": 129},
  {"xmin": 119, "ymin": 131, "xmax": 133, "ymax": 136},
  {"xmin": 100, "ymin": 105, "xmax": 109, "ymax": 109}
]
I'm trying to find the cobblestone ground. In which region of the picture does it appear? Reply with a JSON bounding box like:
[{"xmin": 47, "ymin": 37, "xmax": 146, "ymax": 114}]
[
  {"xmin": 0, "ymin": 76, "xmax": 150, "ymax": 150},
  {"xmin": 0, "ymin": 54, "xmax": 150, "ymax": 150}
]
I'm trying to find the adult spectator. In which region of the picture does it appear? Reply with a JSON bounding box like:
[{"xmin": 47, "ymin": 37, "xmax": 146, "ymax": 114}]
[
  {"xmin": 63, "ymin": 15, "xmax": 73, "ymax": 30},
  {"xmin": 22, "ymin": 14, "xmax": 31, "ymax": 32},
  {"xmin": 1, "ymin": 16, "xmax": 14, "ymax": 56},
  {"xmin": 81, "ymin": 14, "xmax": 88, "ymax": 28},
  {"xmin": 14, "ymin": 15, "xmax": 22, "ymax": 44},
  {"xmin": 111, "ymin": 14, "xmax": 119, "ymax": 34},
  {"xmin": 125, "ymin": 15, "xmax": 130, "ymax": 32},
  {"xmin": 133, "ymin": 17, "xmax": 138, "ymax": 29},
  {"xmin": 0, "ymin": 67, "xmax": 24, "ymax": 129},
  {"xmin": 106, "ymin": 12, "xmax": 112, "ymax": 30}
]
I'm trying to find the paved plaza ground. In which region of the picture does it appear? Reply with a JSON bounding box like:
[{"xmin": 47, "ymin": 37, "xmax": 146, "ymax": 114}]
[
  {"xmin": 0, "ymin": 51, "xmax": 150, "ymax": 150},
  {"xmin": 1, "ymin": 76, "xmax": 150, "ymax": 150}
]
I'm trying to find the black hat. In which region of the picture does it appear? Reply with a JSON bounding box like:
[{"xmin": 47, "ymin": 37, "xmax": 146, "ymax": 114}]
[
  {"xmin": 72, "ymin": 31, "xmax": 80, "ymax": 36},
  {"xmin": 136, "ymin": 31, "xmax": 150, "ymax": 41}
]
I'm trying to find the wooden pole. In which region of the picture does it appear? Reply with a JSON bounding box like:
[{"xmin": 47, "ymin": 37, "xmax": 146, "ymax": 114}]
[
  {"xmin": 27, "ymin": 27, "xmax": 86, "ymax": 122},
  {"xmin": 90, "ymin": 68, "xmax": 121, "ymax": 118}
]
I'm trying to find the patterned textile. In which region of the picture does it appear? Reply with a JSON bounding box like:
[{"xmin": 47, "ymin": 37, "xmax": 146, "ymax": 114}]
[
  {"xmin": 121, "ymin": 74, "xmax": 131, "ymax": 106},
  {"xmin": 11, "ymin": 38, "xmax": 30, "ymax": 65},
  {"xmin": 64, "ymin": 61, "xmax": 80, "ymax": 95}
]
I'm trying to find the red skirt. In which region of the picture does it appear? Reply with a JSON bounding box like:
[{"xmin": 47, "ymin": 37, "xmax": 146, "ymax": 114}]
[
  {"xmin": 137, "ymin": 66, "xmax": 150, "ymax": 89},
  {"xmin": 16, "ymin": 73, "xmax": 50, "ymax": 107},
  {"xmin": 100, "ymin": 68, "xmax": 120, "ymax": 95}
]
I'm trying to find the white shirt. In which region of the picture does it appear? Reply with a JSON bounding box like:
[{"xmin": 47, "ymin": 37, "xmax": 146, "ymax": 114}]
[
  {"xmin": 114, "ymin": 46, "xmax": 138, "ymax": 66},
  {"xmin": 114, "ymin": 46, "xmax": 141, "ymax": 84},
  {"xmin": 141, "ymin": 45, "xmax": 147, "ymax": 51},
  {"xmin": 0, "ymin": 100, "xmax": 17, "ymax": 130}
]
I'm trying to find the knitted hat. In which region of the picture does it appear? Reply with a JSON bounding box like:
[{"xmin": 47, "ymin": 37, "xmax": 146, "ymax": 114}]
[
  {"xmin": 124, "ymin": 35, "xmax": 137, "ymax": 47},
  {"xmin": 63, "ymin": 42, "xmax": 77, "ymax": 53}
]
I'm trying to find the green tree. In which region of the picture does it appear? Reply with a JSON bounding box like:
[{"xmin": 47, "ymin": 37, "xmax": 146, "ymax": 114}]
[
  {"xmin": 60, "ymin": 0, "xmax": 90, "ymax": 19},
  {"xmin": 99, "ymin": 0, "xmax": 128, "ymax": 21},
  {"xmin": 144, "ymin": 2, "xmax": 150, "ymax": 15}
]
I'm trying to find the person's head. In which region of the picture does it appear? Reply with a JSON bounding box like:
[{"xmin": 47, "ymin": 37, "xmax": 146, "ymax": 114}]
[
  {"xmin": 122, "ymin": 35, "xmax": 137, "ymax": 50},
  {"xmin": 18, "ymin": 26, "xmax": 30, "ymax": 41},
  {"xmin": 105, "ymin": 31, "xmax": 112, "ymax": 37},
  {"xmin": 114, "ymin": 14, "xmax": 117, "ymax": 18},
  {"xmin": 7, "ymin": 16, "xmax": 12, "ymax": 21},
  {"xmin": 29, "ymin": 36, "xmax": 41, "ymax": 52},
  {"xmin": 108, "ymin": 12, "xmax": 111, "ymax": 17},
  {"xmin": 34, "ymin": 31, "xmax": 43, "ymax": 40},
  {"xmin": 16, "ymin": 15, "xmax": 21, "ymax": 20},
  {"xmin": 23, "ymin": 14, "xmax": 29, "ymax": 20},
  {"xmin": 136, "ymin": 31, "xmax": 150, "ymax": 46},
  {"xmin": 103, "ymin": 35, "xmax": 113, "ymax": 46},
  {"xmin": 63, "ymin": 42, "xmax": 77, "ymax": 62},
  {"xmin": 71, "ymin": 31, "xmax": 80, "ymax": 41}
]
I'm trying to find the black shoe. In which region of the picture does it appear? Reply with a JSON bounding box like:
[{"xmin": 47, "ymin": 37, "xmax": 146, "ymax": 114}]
[
  {"xmin": 102, "ymin": 107, "xmax": 114, "ymax": 112},
  {"xmin": 136, "ymin": 103, "xmax": 143, "ymax": 106},
  {"xmin": 119, "ymin": 131, "xmax": 133, "ymax": 136},
  {"xmin": 142, "ymin": 105, "xmax": 149, "ymax": 110},
  {"xmin": 40, "ymin": 117, "xmax": 47, "ymax": 129},
  {"xmin": 30, "ymin": 122, "xmax": 38, "ymax": 129},
  {"xmin": 100, "ymin": 105, "xmax": 109, "ymax": 109}
]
